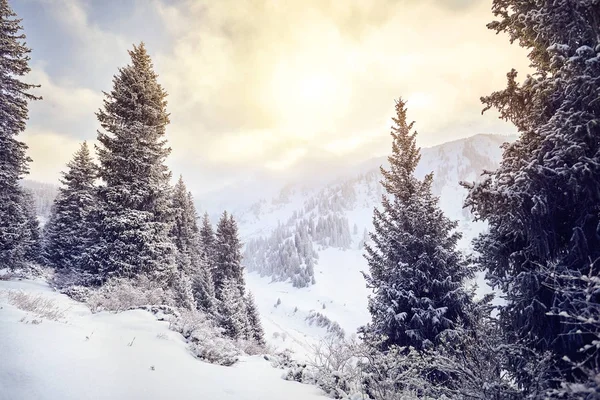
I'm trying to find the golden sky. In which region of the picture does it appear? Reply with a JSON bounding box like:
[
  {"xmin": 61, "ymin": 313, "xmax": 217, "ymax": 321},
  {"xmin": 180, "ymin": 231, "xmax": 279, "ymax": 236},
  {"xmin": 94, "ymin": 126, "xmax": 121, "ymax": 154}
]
[{"xmin": 19, "ymin": 0, "xmax": 530, "ymax": 194}]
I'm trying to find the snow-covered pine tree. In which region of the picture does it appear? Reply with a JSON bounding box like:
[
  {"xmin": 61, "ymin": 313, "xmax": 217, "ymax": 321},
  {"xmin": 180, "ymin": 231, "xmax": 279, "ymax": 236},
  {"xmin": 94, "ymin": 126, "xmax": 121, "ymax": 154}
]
[
  {"xmin": 218, "ymin": 278, "xmax": 249, "ymax": 340},
  {"xmin": 171, "ymin": 176, "xmax": 199, "ymax": 270},
  {"xmin": 170, "ymin": 176, "xmax": 216, "ymax": 312},
  {"xmin": 20, "ymin": 189, "xmax": 42, "ymax": 264},
  {"xmin": 191, "ymin": 253, "xmax": 216, "ymax": 314},
  {"xmin": 172, "ymin": 270, "xmax": 196, "ymax": 311},
  {"xmin": 463, "ymin": 1, "xmax": 600, "ymax": 392},
  {"xmin": 360, "ymin": 98, "xmax": 474, "ymax": 352},
  {"xmin": 245, "ymin": 291, "xmax": 265, "ymax": 345},
  {"xmin": 0, "ymin": 0, "xmax": 41, "ymax": 269},
  {"xmin": 43, "ymin": 142, "xmax": 97, "ymax": 270},
  {"xmin": 199, "ymin": 212, "xmax": 216, "ymax": 266},
  {"xmin": 213, "ymin": 211, "xmax": 245, "ymax": 299},
  {"xmin": 86, "ymin": 43, "xmax": 176, "ymax": 283}
]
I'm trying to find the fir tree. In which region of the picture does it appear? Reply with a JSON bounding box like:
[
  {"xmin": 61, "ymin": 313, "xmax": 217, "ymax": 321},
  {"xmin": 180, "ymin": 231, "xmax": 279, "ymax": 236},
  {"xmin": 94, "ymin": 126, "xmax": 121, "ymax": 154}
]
[
  {"xmin": 199, "ymin": 212, "xmax": 216, "ymax": 267},
  {"xmin": 213, "ymin": 211, "xmax": 244, "ymax": 299},
  {"xmin": 20, "ymin": 189, "xmax": 42, "ymax": 264},
  {"xmin": 360, "ymin": 99, "xmax": 474, "ymax": 352},
  {"xmin": 43, "ymin": 142, "xmax": 97, "ymax": 270},
  {"xmin": 171, "ymin": 176, "xmax": 198, "ymax": 267},
  {"xmin": 85, "ymin": 43, "xmax": 176, "ymax": 283},
  {"xmin": 245, "ymin": 291, "xmax": 265, "ymax": 345},
  {"xmin": 0, "ymin": 0, "xmax": 40, "ymax": 269},
  {"xmin": 172, "ymin": 270, "xmax": 195, "ymax": 311},
  {"xmin": 170, "ymin": 176, "xmax": 216, "ymax": 313},
  {"xmin": 191, "ymin": 254, "xmax": 216, "ymax": 314},
  {"xmin": 218, "ymin": 278, "xmax": 249, "ymax": 340},
  {"xmin": 464, "ymin": 1, "xmax": 600, "ymax": 391}
]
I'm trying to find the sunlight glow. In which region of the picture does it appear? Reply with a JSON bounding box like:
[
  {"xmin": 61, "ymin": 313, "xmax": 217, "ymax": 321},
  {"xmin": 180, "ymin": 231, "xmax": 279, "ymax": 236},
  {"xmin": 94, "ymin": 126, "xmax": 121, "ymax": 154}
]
[{"xmin": 266, "ymin": 60, "xmax": 344, "ymax": 136}]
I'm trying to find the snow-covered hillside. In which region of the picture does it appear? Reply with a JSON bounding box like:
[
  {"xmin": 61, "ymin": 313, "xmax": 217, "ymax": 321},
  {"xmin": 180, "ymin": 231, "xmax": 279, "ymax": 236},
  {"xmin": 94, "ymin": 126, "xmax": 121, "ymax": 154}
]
[
  {"xmin": 0, "ymin": 278, "xmax": 325, "ymax": 400},
  {"xmin": 235, "ymin": 134, "xmax": 512, "ymax": 241},
  {"xmin": 19, "ymin": 134, "xmax": 513, "ymax": 360},
  {"xmin": 235, "ymin": 134, "xmax": 513, "ymax": 356}
]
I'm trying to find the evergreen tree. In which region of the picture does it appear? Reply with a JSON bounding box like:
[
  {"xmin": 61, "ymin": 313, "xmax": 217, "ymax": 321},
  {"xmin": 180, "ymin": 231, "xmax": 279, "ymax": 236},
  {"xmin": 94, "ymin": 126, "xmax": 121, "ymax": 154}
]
[
  {"xmin": 199, "ymin": 212, "xmax": 216, "ymax": 267},
  {"xmin": 0, "ymin": 0, "xmax": 40, "ymax": 269},
  {"xmin": 191, "ymin": 254, "xmax": 216, "ymax": 314},
  {"xmin": 20, "ymin": 189, "xmax": 42, "ymax": 264},
  {"xmin": 43, "ymin": 142, "xmax": 97, "ymax": 270},
  {"xmin": 170, "ymin": 176, "xmax": 216, "ymax": 313},
  {"xmin": 218, "ymin": 278, "xmax": 249, "ymax": 340},
  {"xmin": 464, "ymin": 1, "xmax": 600, "ymax": 391},
  {"xmin": 171, "ymin": 176, "xmax": 198, "ymax": 267},
  {"xmin": 85, "ymin": 43, "xmax": 175, "ymax": 283},
  {"xmin": 245, "ymin": 291, "xmax": 265, "ymax": 345},
  {"xmin": 360, "ymin": 99, "xmax": 474, "ymax": 352},
  {"xmin": 213, "ymin": 211, "xmax": 244, "ymax": 299},
  {"xmin": 172, "ymin": 270, "xmax": 195, "ymax": 311}
]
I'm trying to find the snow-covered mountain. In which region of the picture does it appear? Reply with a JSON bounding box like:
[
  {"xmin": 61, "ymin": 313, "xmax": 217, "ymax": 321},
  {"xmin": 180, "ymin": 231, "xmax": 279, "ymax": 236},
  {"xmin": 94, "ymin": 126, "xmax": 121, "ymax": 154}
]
[
  {"xmin": 231, "ymin": 133, "xmax": 514, "ymax": 356},
  {"xmin": 234, "ymin": 134, "xmax": 511, "ymax": 240}
]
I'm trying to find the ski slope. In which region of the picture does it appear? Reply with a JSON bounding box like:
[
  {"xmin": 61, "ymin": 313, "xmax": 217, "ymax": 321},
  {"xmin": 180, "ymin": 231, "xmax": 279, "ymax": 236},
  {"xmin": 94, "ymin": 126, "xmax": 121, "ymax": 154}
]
[{"xmin": 0, "ymin": 278, "xmax": 325, "ymax": 400}]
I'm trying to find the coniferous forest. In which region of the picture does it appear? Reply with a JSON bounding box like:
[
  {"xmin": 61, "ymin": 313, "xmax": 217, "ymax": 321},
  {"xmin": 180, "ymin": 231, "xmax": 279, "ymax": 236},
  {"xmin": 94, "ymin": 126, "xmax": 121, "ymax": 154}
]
[{"xmin": 1, "ymin": 0, "xmax": 599, "ymax": 398}]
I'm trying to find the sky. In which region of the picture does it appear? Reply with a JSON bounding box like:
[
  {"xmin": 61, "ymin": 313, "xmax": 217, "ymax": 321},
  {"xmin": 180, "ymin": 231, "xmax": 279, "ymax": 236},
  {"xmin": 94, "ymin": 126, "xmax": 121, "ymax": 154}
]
[{"xmin": 14, "ymin": 0, "xmax": 530, "ymax": 197}]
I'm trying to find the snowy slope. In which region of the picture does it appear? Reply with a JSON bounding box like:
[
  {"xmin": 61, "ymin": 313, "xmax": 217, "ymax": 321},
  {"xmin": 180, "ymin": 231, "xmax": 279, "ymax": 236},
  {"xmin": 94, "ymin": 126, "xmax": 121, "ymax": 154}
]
[
  {"xmin": 247, "ymin": 248, "xmax": 371, "ymax": 358},
  {"xmin": 236, "ymin": 134, "xmax": 513, "ymax": 356},
  {"xmin": 234, "ymin": 134, "xmax": 512, "ymax": 241},
  {"xmin": 0, "ymin": 279, "xmax": 325, "ymax": 400}
]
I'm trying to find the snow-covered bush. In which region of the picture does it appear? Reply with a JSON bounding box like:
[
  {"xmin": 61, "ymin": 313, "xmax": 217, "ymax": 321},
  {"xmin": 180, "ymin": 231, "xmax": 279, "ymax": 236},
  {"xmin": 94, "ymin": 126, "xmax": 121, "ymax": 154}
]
[
  {"xmin": 169, "ymin": 308, "xmax": 240, "ymax": 366},
  {"xmin": 357, "ymin": 344, "xmax": 434, "ymax": 400},
  {"xmin": 60, "ymin": 285, "xmax": 92, "ymax": 303},
  {"xmin": 0, "ymin": 269, "xmax": 18, "ymax": 281},
  {"xmin": 307, "ymin": 334, "xmax": 363, "ymax": 398},
  {"xmin": 238, "ymin": 338, "xmax": 266, "ymax": 356},
  {"xmin": 271, "ymin": 336, "xmax": 367, "ymax": 399},
  {"xmin": 1, "ymin": 263, "xmax": 51, "ymax": 281},
  {"xmin": 6, "ymin": 290, "xmax": 66, "ymax": 321},
  {"xmin": 51, "ymin": 267, "xmax": 102, "ymax": 290},
  {"xmin": 86, "ymin": 275, "xmax": 175, "ymax": 313}
]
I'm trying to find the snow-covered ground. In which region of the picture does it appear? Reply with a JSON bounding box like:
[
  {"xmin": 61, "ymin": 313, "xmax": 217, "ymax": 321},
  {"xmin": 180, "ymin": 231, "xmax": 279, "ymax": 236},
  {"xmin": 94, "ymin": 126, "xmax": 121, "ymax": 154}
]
[
  {"xmin": 248, "ymin": 247, "xmax": 371, "ymax": 358},
  {"xmin": 0, "ymin": 278, "xmax": 325, "ymax": 400}
]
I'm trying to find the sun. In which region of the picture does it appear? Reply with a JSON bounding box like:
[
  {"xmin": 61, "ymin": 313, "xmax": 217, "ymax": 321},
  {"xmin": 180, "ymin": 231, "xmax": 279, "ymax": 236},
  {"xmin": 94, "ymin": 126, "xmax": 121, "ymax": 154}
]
[
  {"xmin": 296, "ymin": 74, "xmax": 331, "ymax": 105},
  {"xmin": 265, "ymin": 61, "xmax": 343, "ymax": 136}
]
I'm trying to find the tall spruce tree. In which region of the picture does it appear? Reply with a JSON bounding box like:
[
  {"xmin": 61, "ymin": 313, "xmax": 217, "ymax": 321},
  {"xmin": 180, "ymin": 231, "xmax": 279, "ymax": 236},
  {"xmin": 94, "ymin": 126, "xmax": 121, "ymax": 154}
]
[
  {"xmin": 86, "ymin": 43, "xmax": 175, "ymax": 283},
  {"xmin": 213, "ymin": 211, "xmax": 245, "ymax": 299},
  {"xmin": 170, "ymin": 176, "xmax": 216, "ymax": 312},
  {"xmin": 199, "ymin": 212, "xmax": 216, "ymax": 266},
  {"xmin": 245, "ymin": 291, "xmax": 265, "ymax": 345},
  {"xmin": 218, "ymin": 278, "xmax": 249, "ymax": 340},
  {"xmin": 0, "ymin": 0, "xmax": 40, "ymax": 269},
  {"xmin": 43, "ymin": 142, "xmax": 97, "ymax": 270},
  {"xmin": 360, "ymin": 99, "xmax": 474, "ymax": 351},
  {"xmin": 171, "ymin": 176, "xmax": 199, "ymax": 273},
  {"xmin": 464, "ymin": 1, "xmax": 600, "ymax": 391},
  {"xmin": 20, "ymin": 189, "xmax": 41, "ymax": 264}
]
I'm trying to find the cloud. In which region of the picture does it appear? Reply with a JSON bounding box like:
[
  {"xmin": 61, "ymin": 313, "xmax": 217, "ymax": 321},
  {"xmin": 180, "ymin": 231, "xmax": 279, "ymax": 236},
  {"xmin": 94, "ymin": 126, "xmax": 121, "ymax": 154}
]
[
  {"xmin": 27, "ymin": 67, "xmax": 102, "ymax": 140},
  {"xmin": 153, "ymin": 0, "xmax": 529, "ymax": 175},
  {"xmin": 22, "ymin": 129, "xmax": 85, "ymax": 183},
  {"xmin": 18, "ymin": 0, "xmax": 531, "ymax": 195}
]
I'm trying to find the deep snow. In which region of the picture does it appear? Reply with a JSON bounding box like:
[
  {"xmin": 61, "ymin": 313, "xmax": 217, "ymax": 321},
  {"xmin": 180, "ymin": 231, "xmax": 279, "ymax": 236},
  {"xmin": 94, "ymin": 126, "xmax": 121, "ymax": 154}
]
[{"xmin": 0, "ymin": 278, "xmax": 325, "ymax": 400}]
